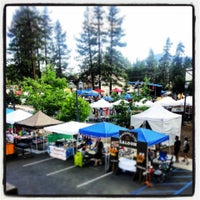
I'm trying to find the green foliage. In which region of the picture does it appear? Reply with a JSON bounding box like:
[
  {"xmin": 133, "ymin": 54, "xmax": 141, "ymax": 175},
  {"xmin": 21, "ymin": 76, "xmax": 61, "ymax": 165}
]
[
  {"xmin": 20, "ymin": 66, "xmax": 91, "ymax": 121},
  {"xmin": 57, "ymin": 93, "xmax": 91, "ymax": 122},
  {"xmin": 111, "ymin": 101, "xmax": 131, "ymax": 128}
]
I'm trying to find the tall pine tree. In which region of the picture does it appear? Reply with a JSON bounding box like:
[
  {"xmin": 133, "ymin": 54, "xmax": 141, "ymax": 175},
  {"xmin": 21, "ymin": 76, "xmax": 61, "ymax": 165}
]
[
  {"xmin": 7, "ymin": 6, "xmax": 44, "ymax": 81},
  {"xmin": 52, "ymin": 20, "xmax": 70, "ymax": 77},
  {"xmin": 76, "ymin": 7, "xmax": 97, "ymax": 88},
  {"xmin": 104, "ymin": 6, "xmax": 127, "ymax": 91}
]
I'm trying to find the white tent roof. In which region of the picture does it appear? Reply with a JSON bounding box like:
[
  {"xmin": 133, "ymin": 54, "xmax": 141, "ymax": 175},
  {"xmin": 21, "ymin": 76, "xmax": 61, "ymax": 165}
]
[
  {"xmin": 44, "ymin": 121, "xmax": 92, "ymax": 135},
  {"xmin": 112, "ymin": 99, "xmax": 129, "ymax": 106},
  {"xmin": 90, "ymin": 98, "xmax": 113, "ymax": 108},
  {"xmin": 6, "ymin": 109, "xmax": 33, "ymax": 124},
  {"xmin": 131, "ymin": 103, "xmax": 182, "ymax": 145},
  {"xmin": 177, "ymin": 96, "xmax": 193, "ymax": 106},
  {"xmin": 143, "ymin": 100, "xmax": 154, "ymax": 107},
  {"xmin": 154, "ymin": 96, "xmax": 180, "ymax": 107}
]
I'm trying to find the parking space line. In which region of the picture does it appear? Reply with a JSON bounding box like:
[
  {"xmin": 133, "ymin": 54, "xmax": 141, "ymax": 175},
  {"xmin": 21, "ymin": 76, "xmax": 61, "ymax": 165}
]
[
  {"xmin": 173, "ymin": 181, "xmax": 193, "ymax": 195},
  {"xmin": 76, "ymin": 171, "xmax": 113, "ymax": 188},
  {"xmin": 46, "ymin": 165, "xmax": 76, "ymax": 176},
  {"xmin": 23, "ymin": 158, "xmax": 55, "ymax": 167},
  {"xmin": 130, "ymin": 185, "xmax": 147, "ymax": 194}
]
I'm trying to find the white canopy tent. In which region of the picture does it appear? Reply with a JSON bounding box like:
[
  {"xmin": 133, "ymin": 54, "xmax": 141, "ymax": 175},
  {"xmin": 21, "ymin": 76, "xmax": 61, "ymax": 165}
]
[
  {"xmin": 177, "ymin": 96, "xmax": 193, "ymax": 106},
  {"xmin": 6, "ymin": 109, "xmax": 33, "ymax": 124},
  {"xmin": 130, "ymin": 103, "xmax": 182, "ymax": 145},
  {"xmin": 90, "ymin": 98, "xmax": 113, "ymax": 108},
  {"xmin": 154, "ymin": 96, "xmax": 180, "ymax": 107},
  {"xmin": 112, "ymin": 99, "xmax": 129, "ymax": 106},
  {"xmin": 44, "ymin": 121, "xmax": 92, "ymax": 135}
]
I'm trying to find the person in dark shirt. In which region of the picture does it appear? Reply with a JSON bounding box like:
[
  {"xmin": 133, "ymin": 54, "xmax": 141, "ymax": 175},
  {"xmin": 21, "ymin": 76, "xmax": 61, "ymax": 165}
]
[
  {"xmin": 182, "ymin": 136, "xmax": 190, "ymax": 165},
  {"xmin": 94, "ymin": 138, "xmax": 104, "ymax": 166},
  {"xmin": 174, "ymin": 135, "xmax": 181, "ymax": 162}
]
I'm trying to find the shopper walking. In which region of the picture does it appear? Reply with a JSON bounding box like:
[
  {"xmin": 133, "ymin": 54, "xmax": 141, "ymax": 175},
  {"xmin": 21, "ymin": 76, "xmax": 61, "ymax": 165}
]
[
  {"xmin": 182, "ymin": 136, "xmax": 190, "ymax": 165},
  {"xmin": 174, "ymin": 135, "xmax": 181, "ymax": 162}
]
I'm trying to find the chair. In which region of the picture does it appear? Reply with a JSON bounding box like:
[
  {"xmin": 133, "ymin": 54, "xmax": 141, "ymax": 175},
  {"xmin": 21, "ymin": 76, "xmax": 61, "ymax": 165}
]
[{"xmin": 158, "ymin": 151, "xmax": 168, "ymax": 161}]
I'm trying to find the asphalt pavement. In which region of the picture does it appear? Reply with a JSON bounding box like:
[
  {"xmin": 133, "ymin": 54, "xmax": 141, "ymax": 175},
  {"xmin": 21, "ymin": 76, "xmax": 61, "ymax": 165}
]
[{"xmin": 4, "ymin": 150, "xmax": 194, "ymax": 197}]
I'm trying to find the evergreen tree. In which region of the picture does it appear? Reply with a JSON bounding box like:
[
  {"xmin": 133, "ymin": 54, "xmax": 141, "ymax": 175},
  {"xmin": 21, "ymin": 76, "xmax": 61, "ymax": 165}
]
[
  {"xmin": 40, "ymin": 7, "xmax": 54, "ymax": 66},
  {"xmin": 7, "ymin": 6, "xmax": 44, "ymax": 81},
  {"xmin": 91, "ymin": 6, "xmax": 106, "ymax": 89},
  {"xmin": 105, "ymin": 6, "xmax": 127, "ymax": 91},
  {"xmin": 52, "ymin": 20, "xmax": 70, "ymax": 78},
  {"xmin": 145, "ymin": 49, "xmax": 158, "ymax": 82},
  {"xmin": 76, "ymin": 7, "xmax": 97, "ymax": 89},
  {"xmin": 170, "ymin": 42, "xmax": 185, "ymax": 94},
  {"xmin": 159, "ymin": 37, "xmax": 173, "ymax": 88}
]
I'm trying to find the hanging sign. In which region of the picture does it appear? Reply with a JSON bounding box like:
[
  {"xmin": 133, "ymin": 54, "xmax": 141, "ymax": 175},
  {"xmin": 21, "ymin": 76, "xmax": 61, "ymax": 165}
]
[{"xmin": 119, "ymin": 130, "xmax": 137, "ymax": 148}]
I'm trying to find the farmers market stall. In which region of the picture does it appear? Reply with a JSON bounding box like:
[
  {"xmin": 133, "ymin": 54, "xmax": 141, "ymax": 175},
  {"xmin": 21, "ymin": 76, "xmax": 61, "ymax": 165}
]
[
  {"xmin": 44, "ymin": 121, "xmax": 92, "ymax": 160},
  {"xmin": 111, "ymin": 128, "xmax": 170, "ymax": 183},
  {"xmin": 78, "ymin": 122, "xmax": 128, "ymax": 170},
  {"xmin": 130, "ymin": 103, "xmax": 182, "ymax": 145}
]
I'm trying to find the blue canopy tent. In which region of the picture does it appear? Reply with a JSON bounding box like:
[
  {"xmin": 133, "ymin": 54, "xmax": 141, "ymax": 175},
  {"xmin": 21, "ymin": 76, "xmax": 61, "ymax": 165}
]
[
  {"xmin": 112, "ymin": 128, "xmax": 170, "ymax": 171},
  {"xmin": 112, "ymin": 128, "xmax": 169, "ymax": 146},
  {"xmin": 79, "ymin": 122, "xmax": 128, "ymax": 138},
  {"xmin": 79, "ymin": 122, "xmax": 128, "ymax": 171},
  {"xmin": 131, "ymin": 128, "xmax": 169, "ymax": 147}
]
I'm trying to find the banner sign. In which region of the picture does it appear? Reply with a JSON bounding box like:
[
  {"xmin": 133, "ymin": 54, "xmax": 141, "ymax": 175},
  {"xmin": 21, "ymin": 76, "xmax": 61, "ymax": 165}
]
[{"xmin": 119, "ymin": 130, "xmax": 137, "ymax": 148}]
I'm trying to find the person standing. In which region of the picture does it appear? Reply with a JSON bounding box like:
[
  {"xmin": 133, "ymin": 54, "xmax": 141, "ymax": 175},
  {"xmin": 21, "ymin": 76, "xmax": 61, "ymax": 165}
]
[
  {"xmin": 94, "ymin": 138, "xmax": 104, "ymax": 166},
  {"xmin": 182, "ymin": 136, "xmax": 190, "ymax": 165},
  {"xmin": 174, "ymin": 135, "xmax": 181, "ymax": 162}
]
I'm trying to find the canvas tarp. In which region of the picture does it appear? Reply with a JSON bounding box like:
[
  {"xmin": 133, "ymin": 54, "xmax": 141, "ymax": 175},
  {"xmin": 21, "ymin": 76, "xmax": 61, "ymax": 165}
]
[
  {"xmin": 79, "ymin": 122, "xmax": 127, "ymax": 138},
  {"xmin": 15, "ymin": 110, "xmax": 62, "ymax": 129},
  {"xmin": 44, "ymin": 121, "xmax": 92, "ymax": 135},
  {"xmin": 6, "ymin": 109, "xmax": 32, "ymax": 124},
  {"xmin": 130, "ymin": 103, "xmax": 182, "ymax": 145}
]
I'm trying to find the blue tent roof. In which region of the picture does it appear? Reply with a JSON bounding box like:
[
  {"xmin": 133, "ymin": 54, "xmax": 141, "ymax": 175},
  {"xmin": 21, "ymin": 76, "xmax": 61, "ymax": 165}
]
[
  {"xmin": 131, "ymin": 128, "xmax": 169, "ymax": 146},
  {"xmin": 6, "ymin": 108, "xmax": 14, "ymax": 114},
  {"xmin": 79, "ymin": 122, "xmax": 128, "ymax": 138},
  {"xmin": 113, "ymin": 128, "xmax": 169, "ymax": 146}
]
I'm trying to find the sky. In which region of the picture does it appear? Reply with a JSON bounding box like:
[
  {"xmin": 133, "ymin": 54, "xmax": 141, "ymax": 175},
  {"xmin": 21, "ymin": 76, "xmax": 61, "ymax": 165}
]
[{"xmin": 6, "ymin": 5, "xmax": 193, "ymax": 68}]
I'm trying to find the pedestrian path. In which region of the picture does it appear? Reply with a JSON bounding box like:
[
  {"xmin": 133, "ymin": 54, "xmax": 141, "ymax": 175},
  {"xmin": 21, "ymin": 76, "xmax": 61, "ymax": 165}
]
[{"xmin": 173, "ymin": 156, "xmax": 192, "ymax": 171}]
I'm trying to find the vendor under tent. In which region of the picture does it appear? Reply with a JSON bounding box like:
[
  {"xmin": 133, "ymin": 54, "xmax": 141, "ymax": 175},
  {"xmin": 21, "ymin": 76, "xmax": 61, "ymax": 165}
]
[
  {"xmin": 79, "ymin": 122, "xmax": 128, "ymax": 171},
  {"xmin": 111, "ymin": 128, "xmax": 170, "ymax": 183},
  {"xmin": 130, "ymin": 103, "xmax": 182, "ymax": 145},
  {"xmin": 14, "ymin": 110, "xmax": 63, "ymax": 151},
  {"xmin": 44, "ymin": 121, "xmax": 93, "ymax": 160}
]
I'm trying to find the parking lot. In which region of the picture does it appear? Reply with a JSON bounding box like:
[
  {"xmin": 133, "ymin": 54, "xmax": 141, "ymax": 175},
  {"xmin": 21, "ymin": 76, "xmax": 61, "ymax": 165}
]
[{"xmin": 4, "ymin": 151, "xmax": 194, "ymax": 197}]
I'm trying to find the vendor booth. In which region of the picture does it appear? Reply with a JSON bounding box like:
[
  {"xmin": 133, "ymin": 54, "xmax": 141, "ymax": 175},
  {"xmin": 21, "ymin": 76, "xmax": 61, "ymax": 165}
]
[
  {"xmin": 44, "ymin": 121, "xmax": 92, "ymax": 160},
  {"xmin": 6, "ymin": 109, "xmax": 33, "ymax": 156},
  {"xmin": 13, "ymin": 110, "xmax": 62, "ymax": 154},
  {"xmin": 111, "ymin": 128, "xmax": 170, "ymax": 183},
  {"xmin": 130, "ymin": 103, "xmax": 182, "ymax": 145},
  {"xmin": 78, "ymin": 122, "xmax": 128, "ymax": 170}
]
